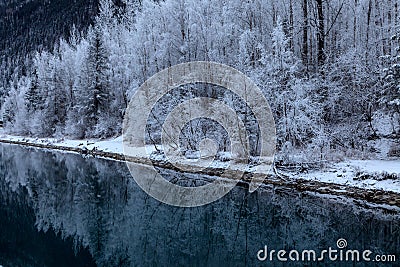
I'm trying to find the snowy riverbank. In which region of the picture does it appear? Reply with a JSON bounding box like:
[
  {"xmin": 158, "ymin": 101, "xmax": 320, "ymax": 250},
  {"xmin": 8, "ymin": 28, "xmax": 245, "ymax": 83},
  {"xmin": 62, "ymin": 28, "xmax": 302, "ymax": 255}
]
[
  {"xmin": 282, "ymin": 160, "xmax": 400, "ymax": 193},
  {"xmin": 1, "ymin": 133, "xmax": 400, "ymax": 207},
  {"xmin": 0, "ymin": 134, "xmax": 125, "ymax": 155}
]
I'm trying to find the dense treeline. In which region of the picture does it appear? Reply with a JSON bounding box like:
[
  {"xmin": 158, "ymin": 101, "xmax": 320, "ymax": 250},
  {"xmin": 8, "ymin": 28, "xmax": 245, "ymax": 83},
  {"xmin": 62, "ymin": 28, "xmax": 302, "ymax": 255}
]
[{"xmin": 1, "ymin": 0, "xmax": 399, "ymax": 162}]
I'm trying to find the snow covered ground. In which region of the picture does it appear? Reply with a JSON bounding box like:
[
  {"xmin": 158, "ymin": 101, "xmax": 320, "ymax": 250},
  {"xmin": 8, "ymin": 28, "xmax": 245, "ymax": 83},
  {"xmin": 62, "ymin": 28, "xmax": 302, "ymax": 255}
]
[
  {"xmin": 0, "ymin": 132, "xmax": 399, "ymax": 194},
  {"xmin": 284, "ymin": 160, "xmax": 400, "ymax": 193},
  {"xmin": 0, "ymin": 133, "xmax": 124, "ymax": 154}
]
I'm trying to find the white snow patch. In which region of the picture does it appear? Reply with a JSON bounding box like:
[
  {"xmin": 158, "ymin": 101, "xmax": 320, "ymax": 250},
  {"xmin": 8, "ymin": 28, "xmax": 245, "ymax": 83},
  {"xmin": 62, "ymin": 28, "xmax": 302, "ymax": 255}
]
[{"xmin": 289, "ymin": 160, "xmax": 400, "ymax": 193}]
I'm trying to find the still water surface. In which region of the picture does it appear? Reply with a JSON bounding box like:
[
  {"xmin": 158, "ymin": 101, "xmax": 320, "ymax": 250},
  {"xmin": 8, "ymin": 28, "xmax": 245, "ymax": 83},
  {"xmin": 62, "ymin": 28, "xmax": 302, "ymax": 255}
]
[{"xmin": 0, "ymin": 144, "xmax": 399, "ymax": 266}]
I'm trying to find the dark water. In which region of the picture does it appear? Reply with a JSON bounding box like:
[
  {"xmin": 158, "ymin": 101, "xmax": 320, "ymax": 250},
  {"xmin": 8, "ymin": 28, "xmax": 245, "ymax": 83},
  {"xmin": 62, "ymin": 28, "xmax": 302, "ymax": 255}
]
[{"xmin": 0, "ymin": 144, "xmax": 399, "ymax": 267}]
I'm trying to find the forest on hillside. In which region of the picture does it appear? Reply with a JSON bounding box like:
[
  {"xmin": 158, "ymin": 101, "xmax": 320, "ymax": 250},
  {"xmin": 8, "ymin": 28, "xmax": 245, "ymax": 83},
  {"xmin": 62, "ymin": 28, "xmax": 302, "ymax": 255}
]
[
  {"xmin": 0, "ymin": 0, "xmax": 99, "ymax": 97},
  {"xmin": 1, "ymin": 0, "xmax": 399, "ymax": 163}
]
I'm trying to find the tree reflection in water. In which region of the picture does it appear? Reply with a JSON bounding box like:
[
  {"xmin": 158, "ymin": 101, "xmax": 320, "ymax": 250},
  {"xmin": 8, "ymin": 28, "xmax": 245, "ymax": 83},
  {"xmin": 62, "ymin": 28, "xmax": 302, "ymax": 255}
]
[{"xmin": 0, "ymin": 144, "xmax": 399, "ymax": 266}]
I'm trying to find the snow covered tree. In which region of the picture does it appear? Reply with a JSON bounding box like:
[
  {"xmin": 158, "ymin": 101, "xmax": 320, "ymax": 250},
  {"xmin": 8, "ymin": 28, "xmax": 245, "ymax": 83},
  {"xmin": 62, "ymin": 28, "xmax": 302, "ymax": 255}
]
[
  {"xmin": 78, "ymin": 25, "xmax": 111, "ymax": 138},
  {"xmin": 380, "ymin": 26, "xmax": 400, "ymax": 136},
  {"xmin": 258, "ymin": 19, "xmax": 323, "ymax": 161},
  {"xmin": 24, "ymin": 67, "xmax": 41, "ymax": 112},
  {"xmin": 2, "ymin": 75, "xmax": 30, "ymax": 135},
  {"xmin": 2, "ymin": 79, "xmax": 18, "ymax": 129}
]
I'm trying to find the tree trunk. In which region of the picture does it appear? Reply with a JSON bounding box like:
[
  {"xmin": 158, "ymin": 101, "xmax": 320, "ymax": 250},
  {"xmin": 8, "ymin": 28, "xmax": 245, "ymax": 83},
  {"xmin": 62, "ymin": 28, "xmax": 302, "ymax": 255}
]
[
  {"xmin": 387, "ymin": 0, "xmax": 392, "ymax": 55},
  {"xmin": 353, "ymin": 0, "xmax": 358, "ymax": 48},
  {"xmin": 366, "ymin": 0, "xmax": 372, "ymax": 64},
  {"xmin": 375, "ymin": 0, "xmax": 383, "ymax": 56},
  {"xmin": 289, "ymin": 0, "xmax": 294, "ymax": 51},
  {"xmin": 302, "ymin": 0, "xmax": 309, "ymax": 70},
  {"xmin": 316, "ymin": 0, "xmax": 325, "ymax": 68}
]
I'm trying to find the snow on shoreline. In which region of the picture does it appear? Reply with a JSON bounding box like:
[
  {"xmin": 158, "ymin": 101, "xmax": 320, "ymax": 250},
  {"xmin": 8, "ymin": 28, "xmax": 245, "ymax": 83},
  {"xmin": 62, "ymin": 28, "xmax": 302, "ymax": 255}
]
[
  {"xmin": 285, "ymin": 160, "xmax": 400, "ymax": 193},
  {"xmin": 0, "ymin": 132, "xmax": 399, "ymax": 194},
  {"xmin": 0, "ymin": 134, "xmax": 125, "ymax": 155}
]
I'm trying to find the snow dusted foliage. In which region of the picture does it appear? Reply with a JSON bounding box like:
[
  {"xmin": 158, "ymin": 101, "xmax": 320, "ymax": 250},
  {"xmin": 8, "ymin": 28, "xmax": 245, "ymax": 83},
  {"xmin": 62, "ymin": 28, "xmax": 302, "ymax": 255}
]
[
  {"xmin": 1, "ymin": 0, "xmax": 399, "ymax": 161},
  {"xmin": 381, "ymin": 26, "xmax": 400, "ymax": 136},
  {"xmin": 3, "ymin": 76, "xmax": 30, "ymax": 135}
]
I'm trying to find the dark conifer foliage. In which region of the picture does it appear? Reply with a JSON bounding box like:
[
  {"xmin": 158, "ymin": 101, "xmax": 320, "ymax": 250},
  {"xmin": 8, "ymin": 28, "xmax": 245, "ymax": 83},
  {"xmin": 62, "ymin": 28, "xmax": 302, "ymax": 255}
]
[{"xmin": 0, "ymin": 0, "xmax": 99, "ymax": 97}]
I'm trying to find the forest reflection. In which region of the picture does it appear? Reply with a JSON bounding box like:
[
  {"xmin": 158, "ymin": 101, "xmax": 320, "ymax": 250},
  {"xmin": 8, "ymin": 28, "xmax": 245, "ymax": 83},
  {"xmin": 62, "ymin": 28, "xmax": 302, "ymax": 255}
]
[{"xmin": 0, "ymin": 144, "xmax": 399, "ymax": 266}]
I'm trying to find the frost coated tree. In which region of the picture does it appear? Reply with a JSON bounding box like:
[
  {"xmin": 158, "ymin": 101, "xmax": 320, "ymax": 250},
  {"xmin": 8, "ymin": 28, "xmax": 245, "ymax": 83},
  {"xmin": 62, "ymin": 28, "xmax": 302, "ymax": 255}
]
[
  {"xmin": 64, "ymin": 37, "xmax": 89, "ymax": 138},
  {"xmin": 66, "ymin": 0, "xmax": 123, "ymax": 139},
  {"xmin": 27, "ymin": 51, "xmax": 53, "ymax": 136},
  {"xmin": 82, "ymin": 25, "xmax": 112, "ymax": 138},
  {"xmin": 28, "ymin": 50, "xmax": 68, "ymax": 137},
  {"xmin": 260, "ymin": 18, "xmax": 322, "ymax": 162},
  {"xmin": 2, "ymin": 78, "xmax": 18, "ymax": 131},
  {"xmin": 47, "ymin": 50, "xmax": 68, "ymax": 137},
  {"xmin": 14, "ymin": 78, "xmax": 30, "ymax": 135},
  {"xmin": 25, "ymin": 67, "xmax": 40, "ymax": 113},
  {"xmin": 260, "ymin": 18, "xmax": 297, "ymax": 144},
  {"xmin": 381, "ymin": 26, "xmax": 400, "ymax": 136},
  {"xmin": 101, "ymin": 0, "xmax": 137, "ymax": 136},
  {"xmin": 11, "ymin": 58, "xmax": 43, "ymax": 136},
  {"xmin": 2, "ymin": 75, "xmax": 31, "ymax": 135},
  {"xmin": 2, "ymin": 59, "xmax": 53, "ymax": 137}
]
